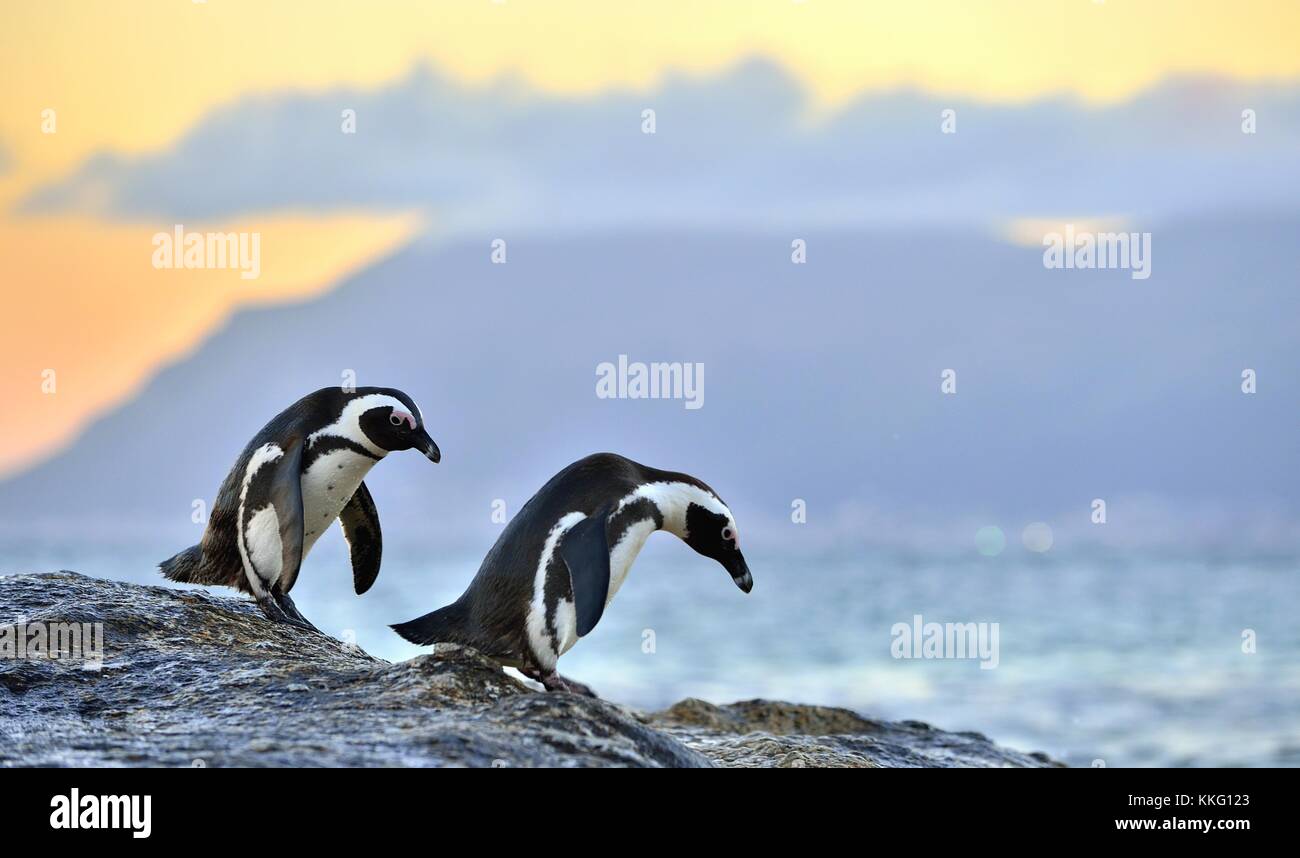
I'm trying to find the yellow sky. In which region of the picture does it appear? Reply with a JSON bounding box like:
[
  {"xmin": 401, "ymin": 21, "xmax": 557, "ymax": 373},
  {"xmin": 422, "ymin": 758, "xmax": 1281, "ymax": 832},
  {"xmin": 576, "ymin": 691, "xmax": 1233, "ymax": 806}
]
[
  {"xmin": 1, "ymin": 0, "xmax": 1298, "ymax": 477},
  {"xmin": 4, "ymin": 1, "xmax": 1300, "ymax": 192}
]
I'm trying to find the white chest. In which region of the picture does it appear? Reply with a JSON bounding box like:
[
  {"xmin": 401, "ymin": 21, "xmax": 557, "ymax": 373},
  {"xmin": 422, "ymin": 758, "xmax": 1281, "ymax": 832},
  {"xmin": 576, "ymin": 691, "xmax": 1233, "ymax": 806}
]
[
  {"xmin": 299, "ymin": 448, "xmax": 379, "ymax": 554},
  {"xmin": 526, "ymin": 512, "xmax": 586, "ymax": 667},
  {"xmin": 606, "ymin": 518, "xmax": 656, "ymax": 605},
  {"xmin": 527, "ymin": 512, "xmax": 659, "ymax": 664}
]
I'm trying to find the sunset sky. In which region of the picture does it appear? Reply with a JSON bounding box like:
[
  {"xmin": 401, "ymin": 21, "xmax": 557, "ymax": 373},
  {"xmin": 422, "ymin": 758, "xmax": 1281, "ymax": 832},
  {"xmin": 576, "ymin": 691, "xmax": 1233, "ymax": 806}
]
[{"xmin": 2, "ymin": 0, "xmax": 1299, "ymax": 476}]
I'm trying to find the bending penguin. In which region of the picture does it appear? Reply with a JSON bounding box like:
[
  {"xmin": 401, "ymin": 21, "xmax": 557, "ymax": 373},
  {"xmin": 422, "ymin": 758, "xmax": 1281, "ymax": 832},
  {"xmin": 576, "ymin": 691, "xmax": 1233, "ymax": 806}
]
[
  {"xmin": 392, "ymin": 452, "xmax": 752, "ymax": 696},
  {"xmin": 159, "ymin": 386, "xmax": 440, "ymax": 631}
]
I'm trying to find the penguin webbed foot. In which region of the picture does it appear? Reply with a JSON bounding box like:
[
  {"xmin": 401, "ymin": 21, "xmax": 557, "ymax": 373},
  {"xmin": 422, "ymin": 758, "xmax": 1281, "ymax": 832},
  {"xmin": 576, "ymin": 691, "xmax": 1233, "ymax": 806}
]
[
  {"xmin": 523, "ymin": 665, "xmax": 598, "ymax": 698},
  {"xmin": 256, "ymin": 593, "xmax": 290, "ymax": 623},
  {"xmin": 547, "ymin": 675, "xmax": 598, "ymax": 698},
  {"xmin": 255, "ymin": 592, "xmax": 321, "ymax": 634},
  {"xmin": 275, "ymin": 591, "xmax": 322, "ymax": 634}
]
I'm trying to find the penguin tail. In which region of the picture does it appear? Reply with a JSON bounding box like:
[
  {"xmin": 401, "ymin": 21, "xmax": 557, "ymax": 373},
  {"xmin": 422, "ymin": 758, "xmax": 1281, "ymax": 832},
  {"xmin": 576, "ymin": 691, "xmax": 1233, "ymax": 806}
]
[
  {"xmin": 391, "ymin": 601, "xmax": 472, "ymax": 646},
  {"xmin": 157, "ymin": 545, "xmax": 206, "ymax": 583}
]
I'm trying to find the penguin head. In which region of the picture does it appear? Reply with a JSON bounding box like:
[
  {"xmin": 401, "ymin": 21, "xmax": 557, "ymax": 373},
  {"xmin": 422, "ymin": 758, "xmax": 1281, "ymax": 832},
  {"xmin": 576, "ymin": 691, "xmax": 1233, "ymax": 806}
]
[
  {"xmin": 352, "ymin": 387, "xmax": 441, "ymax": 463},
  {"xmin": 682, "ymin": 497, "xmax": 752, "ymax": 594}
]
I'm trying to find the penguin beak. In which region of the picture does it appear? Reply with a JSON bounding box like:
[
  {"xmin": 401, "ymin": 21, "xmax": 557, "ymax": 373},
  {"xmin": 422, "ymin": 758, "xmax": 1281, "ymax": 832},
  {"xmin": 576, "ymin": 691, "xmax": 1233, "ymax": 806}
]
[
  {"xmin": 726, "ymin": 552, "xmax": 753, "ymax": 593},
  {"xmin": 413, "ymin": 428, "xmax": 441, "ymax": 463}
]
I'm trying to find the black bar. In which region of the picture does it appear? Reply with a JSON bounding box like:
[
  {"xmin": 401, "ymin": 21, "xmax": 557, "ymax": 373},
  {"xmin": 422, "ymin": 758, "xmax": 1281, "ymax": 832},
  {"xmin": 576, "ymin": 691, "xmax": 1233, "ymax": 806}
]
[{"xmin": 5, "ymin": 767, "xmax": 1279, "ymax": 842}]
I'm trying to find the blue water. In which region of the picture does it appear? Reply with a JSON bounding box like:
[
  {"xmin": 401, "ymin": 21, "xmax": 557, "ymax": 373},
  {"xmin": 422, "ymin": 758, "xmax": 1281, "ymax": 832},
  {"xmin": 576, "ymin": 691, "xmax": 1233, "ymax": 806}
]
[{"xmin": 3, "ymin": 533, "xmax": 1296, "ymax": 768}]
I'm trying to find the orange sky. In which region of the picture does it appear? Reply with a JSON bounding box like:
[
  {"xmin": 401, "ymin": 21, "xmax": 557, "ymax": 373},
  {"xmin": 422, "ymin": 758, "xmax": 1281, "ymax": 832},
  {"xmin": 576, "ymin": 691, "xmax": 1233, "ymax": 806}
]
[
  {"xmin": 2, "ymin": 0, "xmax": 1298, "ymax": 477},
  {"xmin": 0, "ymin": 214, "xmax": 420, "ymax": 477}
]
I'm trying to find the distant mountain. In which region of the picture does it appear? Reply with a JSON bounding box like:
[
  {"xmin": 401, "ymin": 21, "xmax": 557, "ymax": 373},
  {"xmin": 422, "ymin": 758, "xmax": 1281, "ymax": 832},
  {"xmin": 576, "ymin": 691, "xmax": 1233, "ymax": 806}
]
[{"xmin": 3, "ymin": 218, "xmax": 1297, "ymax": 550}]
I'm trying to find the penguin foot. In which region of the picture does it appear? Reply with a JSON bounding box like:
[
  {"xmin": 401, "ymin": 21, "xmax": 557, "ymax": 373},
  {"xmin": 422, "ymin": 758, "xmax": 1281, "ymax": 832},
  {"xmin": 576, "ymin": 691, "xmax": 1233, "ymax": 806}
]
[
  {"xmin": 541, "ymin": 672, "xmax": 599, "ymax": 698},
  {"xmin": 255, "ymin": 593, "xmax": 319, "ymax": 634},
  {"xmin": 256, "ymin": 593, "xmax": 291, "ymax": 624},
  {"xmin": 274, "ymin": 592, "xmax": 322, "ymax": 634},
  {"xmin": 519, "ymin": 663, "xmax": 598, "ymax": 697}
]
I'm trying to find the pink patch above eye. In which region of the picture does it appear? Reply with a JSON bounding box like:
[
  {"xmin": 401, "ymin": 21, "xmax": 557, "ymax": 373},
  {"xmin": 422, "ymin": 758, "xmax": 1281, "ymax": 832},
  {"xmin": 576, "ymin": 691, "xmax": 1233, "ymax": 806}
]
[{"xmin": 393, "ymin": 410, "xmax": 416, "ymax": 429}]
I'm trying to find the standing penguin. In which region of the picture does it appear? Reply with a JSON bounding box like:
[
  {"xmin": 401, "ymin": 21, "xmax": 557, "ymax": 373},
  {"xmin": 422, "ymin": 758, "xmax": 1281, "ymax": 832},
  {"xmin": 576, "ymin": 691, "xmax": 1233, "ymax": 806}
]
[
  {"xmin": 391, "ymin": 453, "xmax": 752, "ymax": 696},
  {"xmin": 158, "ymin": 386, "xmax": 440, "ymax": 630}
]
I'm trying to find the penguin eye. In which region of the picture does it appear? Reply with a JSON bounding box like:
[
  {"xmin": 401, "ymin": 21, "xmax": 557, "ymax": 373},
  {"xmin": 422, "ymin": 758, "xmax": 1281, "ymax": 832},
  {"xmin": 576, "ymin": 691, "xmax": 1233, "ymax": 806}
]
[
  {"xmin": 389, "ymin": 410, "xmax": 415, "ymax": 430},
  {"xmin": 722, "ymin": 525, "xmax": 736, "ymax": 545}
]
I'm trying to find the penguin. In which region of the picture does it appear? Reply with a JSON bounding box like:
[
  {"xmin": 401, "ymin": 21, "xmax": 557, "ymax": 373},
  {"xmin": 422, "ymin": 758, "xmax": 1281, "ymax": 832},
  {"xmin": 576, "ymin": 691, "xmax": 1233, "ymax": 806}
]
[
  {"xmin": 158, "ymin": 386, "xmax": 440, "ymax": 631},
  {"xmin": 391, "ymin": 452, "xmax": 752, "ymax": 696}
]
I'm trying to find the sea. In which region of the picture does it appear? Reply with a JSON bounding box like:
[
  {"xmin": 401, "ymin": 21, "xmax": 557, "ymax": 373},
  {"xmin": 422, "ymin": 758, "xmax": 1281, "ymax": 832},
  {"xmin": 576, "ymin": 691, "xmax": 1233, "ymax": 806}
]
[{"xmin": 2, "ymin": 532, "xmax": 1296, "ymax": 768}]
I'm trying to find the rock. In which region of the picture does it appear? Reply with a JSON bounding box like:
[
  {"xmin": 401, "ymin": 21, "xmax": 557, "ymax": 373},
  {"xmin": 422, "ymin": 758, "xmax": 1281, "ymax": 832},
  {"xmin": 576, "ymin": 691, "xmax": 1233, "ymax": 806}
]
[
  {"xmin": 0, "ymin": 572, "xmax": 1060, "ymax": 768},
  {"xmin": 649, "ymin": 698, "xmax": 1062, "ymax": 768}
]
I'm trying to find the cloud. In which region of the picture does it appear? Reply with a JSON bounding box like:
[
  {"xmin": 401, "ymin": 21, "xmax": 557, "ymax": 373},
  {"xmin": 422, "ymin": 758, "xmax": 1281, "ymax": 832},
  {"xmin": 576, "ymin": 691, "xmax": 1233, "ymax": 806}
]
[{"xmin": 19, "ymin": 60, "xmax": 1300, "ymax": 230}]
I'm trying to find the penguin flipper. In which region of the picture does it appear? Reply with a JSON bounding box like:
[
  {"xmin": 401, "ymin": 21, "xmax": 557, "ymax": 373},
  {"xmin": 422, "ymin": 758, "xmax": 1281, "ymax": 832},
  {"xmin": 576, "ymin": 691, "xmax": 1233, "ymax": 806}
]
[
  {"xmin": 339, "ymin": 481, "xmax": 382, "ymax": 595},
  {"xmin": 559, "ymin": 506, "xmax": 612, "ymax": 638},
  {"xmin": 237, "ymin": 438, "xmax": 306, "ymax": 597}
]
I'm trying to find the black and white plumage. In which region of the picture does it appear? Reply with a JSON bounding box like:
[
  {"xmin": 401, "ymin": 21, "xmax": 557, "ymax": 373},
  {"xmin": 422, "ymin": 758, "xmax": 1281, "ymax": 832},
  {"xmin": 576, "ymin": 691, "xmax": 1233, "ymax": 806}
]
[
  {"xmin": 391, "ymin": 453, "xmax": 752, "ymax": 696},
  {"xmin": 158, "ymin": 386, "xmax": 440, "ymax": 630}
]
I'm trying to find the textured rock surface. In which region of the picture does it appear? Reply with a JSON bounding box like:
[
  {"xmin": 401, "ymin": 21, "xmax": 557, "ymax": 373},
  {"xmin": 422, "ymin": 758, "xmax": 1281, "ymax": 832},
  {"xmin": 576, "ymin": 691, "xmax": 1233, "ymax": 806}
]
[
  {"xmin": 0, "ymin": 572, "xmax": 1059, "ymax": 768},
  {"xmin": 649, "ymin": 699, "xmax": 1062, "ymax": 768}
]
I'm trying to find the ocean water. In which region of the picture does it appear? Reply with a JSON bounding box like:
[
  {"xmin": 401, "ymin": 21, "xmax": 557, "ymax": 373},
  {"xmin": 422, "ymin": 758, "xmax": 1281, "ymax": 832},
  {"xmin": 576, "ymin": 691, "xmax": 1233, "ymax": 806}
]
[{"xmin": 2, "ymin": 532, "xmax": 1296, "ymax": 768}]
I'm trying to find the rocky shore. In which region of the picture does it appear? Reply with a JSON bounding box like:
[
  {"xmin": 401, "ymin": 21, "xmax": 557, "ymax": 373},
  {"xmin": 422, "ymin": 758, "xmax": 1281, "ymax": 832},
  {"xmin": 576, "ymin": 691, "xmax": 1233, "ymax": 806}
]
[{"xmin": 0, "ymin": 572, "xmax": 1059, "ymax": 768}]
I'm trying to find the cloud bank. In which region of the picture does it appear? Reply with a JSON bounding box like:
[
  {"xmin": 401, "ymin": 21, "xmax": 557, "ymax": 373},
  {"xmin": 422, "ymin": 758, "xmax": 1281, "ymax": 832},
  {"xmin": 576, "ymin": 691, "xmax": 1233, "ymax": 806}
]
[{"xmin": 20, "ymin": 60, "xmax": 1300, "ymax": 230}]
